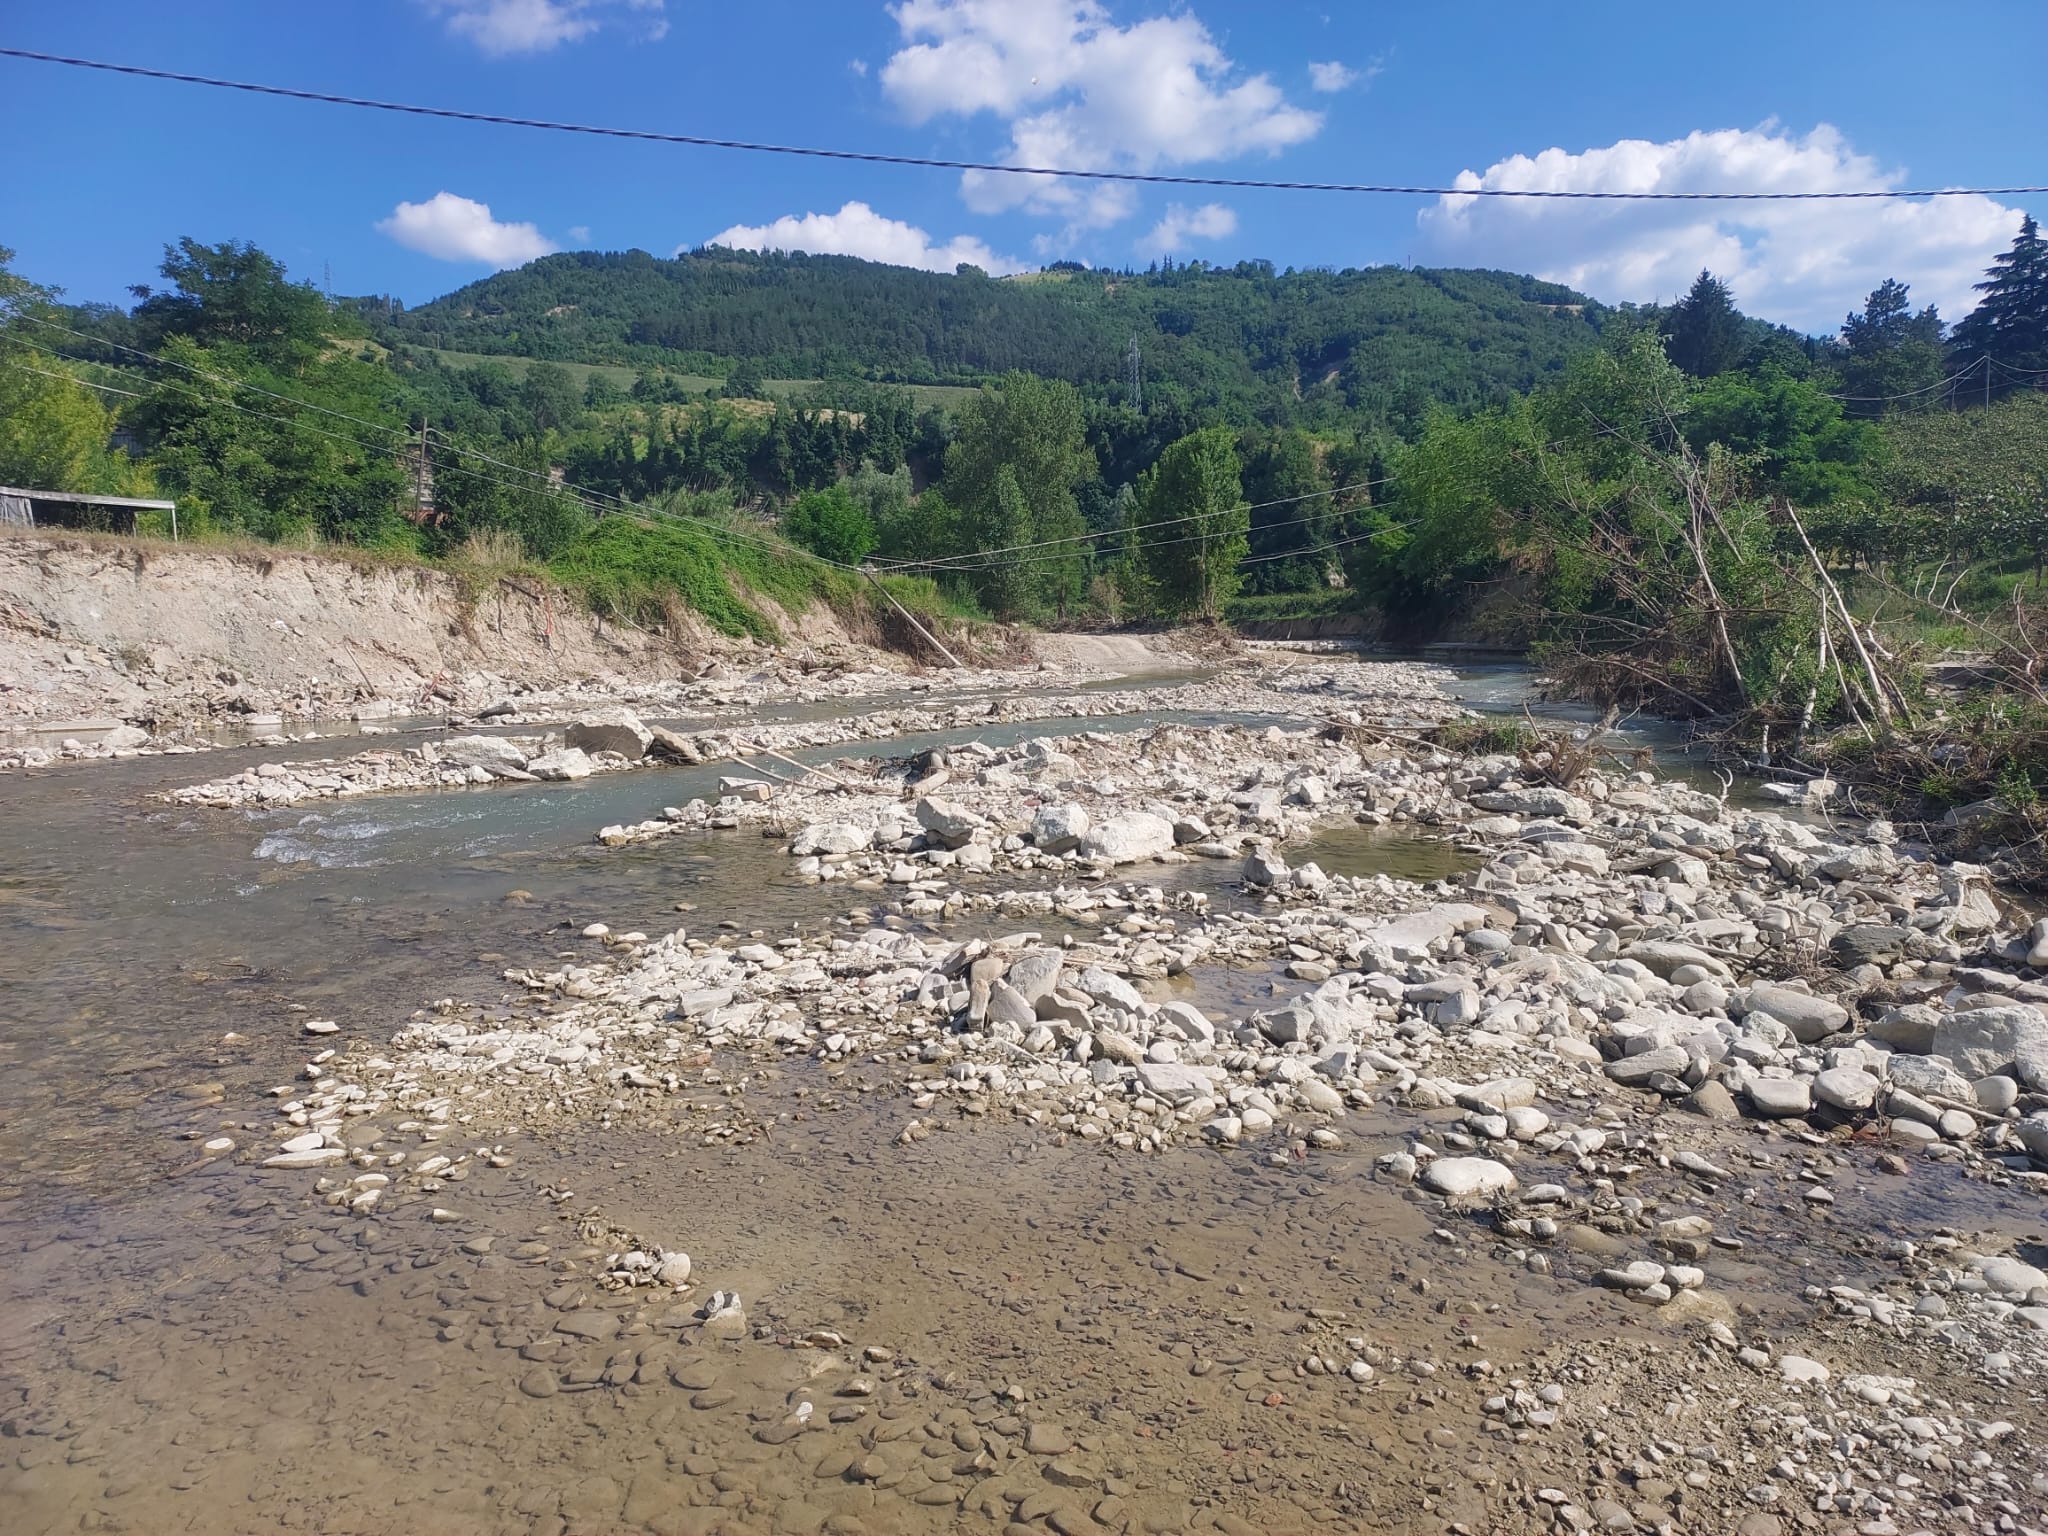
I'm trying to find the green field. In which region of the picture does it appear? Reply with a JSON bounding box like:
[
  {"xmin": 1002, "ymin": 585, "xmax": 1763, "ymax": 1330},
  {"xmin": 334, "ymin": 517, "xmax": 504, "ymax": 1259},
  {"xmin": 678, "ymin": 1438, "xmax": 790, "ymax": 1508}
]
[{"xmin": 425, "ymin": 350, "xmax": 978, "ymax": 411}]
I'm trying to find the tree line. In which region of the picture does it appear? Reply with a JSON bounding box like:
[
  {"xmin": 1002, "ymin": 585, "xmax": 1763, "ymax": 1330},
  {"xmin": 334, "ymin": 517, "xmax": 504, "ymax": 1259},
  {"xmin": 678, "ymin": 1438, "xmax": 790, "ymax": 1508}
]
[{"xmin": 1, "ymin": 222, "xmax": 2042, "ymax": 652}]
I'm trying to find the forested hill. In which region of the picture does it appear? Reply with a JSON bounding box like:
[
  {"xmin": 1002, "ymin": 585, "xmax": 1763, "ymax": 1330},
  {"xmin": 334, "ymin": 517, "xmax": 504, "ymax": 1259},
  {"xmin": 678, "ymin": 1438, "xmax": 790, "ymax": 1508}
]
[{"xmin": 365, "ymin": 249, "xmax": 1607, "ymax": 426}]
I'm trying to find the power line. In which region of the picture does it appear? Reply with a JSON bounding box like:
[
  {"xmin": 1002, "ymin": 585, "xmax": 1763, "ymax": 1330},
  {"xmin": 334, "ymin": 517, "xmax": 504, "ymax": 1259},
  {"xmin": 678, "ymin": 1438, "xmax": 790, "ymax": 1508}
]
[
  {"xmin": 874, "ymin": 473, "xmax": 1392, "ymax": 574},
  {"xmin": 1822, "ymin": 357, "xmax": 1988, "ymax": 403},
  {"xmin": 5, "ymin": 49, "xmax": 2043, "ymax": 202},
  {"xmin": 13, "ymin": 363, "xmax": 146, "ymax": 399}
]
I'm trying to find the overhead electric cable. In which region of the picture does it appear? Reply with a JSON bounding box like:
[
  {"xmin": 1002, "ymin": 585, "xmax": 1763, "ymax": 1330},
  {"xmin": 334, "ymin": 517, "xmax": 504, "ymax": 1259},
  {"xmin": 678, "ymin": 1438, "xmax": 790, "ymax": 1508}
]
[
  {"xmin": 873, "ymin": 473, "xmax": 1392, "ymax": 573},
  {"xmin": 1822, "ymin": 358, "xmax": 1989, "ymax": 402},
  {"xmin": 4, "ymin": 49, "xmax": 2042, "ymax": 201}
]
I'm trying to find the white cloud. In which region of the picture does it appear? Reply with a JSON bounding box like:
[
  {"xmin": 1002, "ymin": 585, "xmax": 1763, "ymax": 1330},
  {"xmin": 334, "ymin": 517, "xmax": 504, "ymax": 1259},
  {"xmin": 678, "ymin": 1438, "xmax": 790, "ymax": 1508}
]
[
  {"xmin": 377, "ymin": 192, "xmax": 559, "ymax": 266},
  {"xmin": 702, "ymin": 201, "xmax": 1026, "ymax": 276},
  {"xmin": 1140, "ymin": 202, "xmax": 1237, "ymax": 255},
  {"xmin": 849, "ymin": 57, "xmax": 869, "ymax": 77},
  {"xmin": 568, "ymin": 224, "xmax": 592, "ymax": 243},
  {"xmin": 1307, "ymin": 60, "xmax": 1355, "ymax": 92},
  {"xmin": 1417, "ymin": 123, "xmax": 2025, "ymax": 332},
  {"xmin": 881, "ymin": 0, "xmax": 1321, "ymax": 230},
  {"xmin": 421, "ymin": 0, "xmax": 666, "ymax": 57}
]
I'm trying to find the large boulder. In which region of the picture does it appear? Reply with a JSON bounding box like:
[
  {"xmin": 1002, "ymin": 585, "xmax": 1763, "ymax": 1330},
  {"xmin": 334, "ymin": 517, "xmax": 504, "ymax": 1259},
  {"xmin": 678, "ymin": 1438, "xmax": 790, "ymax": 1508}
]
[
  {"xmin": 1743, "ymin": 983, "xmax": 1850, "ymax": 1045},
  {"xmin": 1029, "ymin": 802, "xmax": 1091, "ymax": 854},
  {"xmin": 1884, "ymin": 1052, "xmax": 1974, "ymax": 1102},
  {"xmin": 646, "ymin": 726, "xmax": 702, "ymax": 763},
  {"xmin": 565, "ymin": 707, "xmax": 653, "ymax": 760},
  {"xmin": 1813, "ymin": 1066, "xmax": 1880, "ymax": 1112},
  {"xmin": 915, "ymin": 796, "xmax": 986, "ymax": 849},
  {"xmin": 1134, "ymin": 1061, "xmax": 1220, "ymax": 1106},
  {"xmin": 1746, "ymin": 1077, "xmax": 1813, "ymax": 1118},
  {"xmin": 1605, "ymin": 1046, "xmax": 1691, "ymax": 1089},
  {"xmin": 1357, "ymin": 904, "xmax": 1490, "ymax": 960},
  {"xmin": 1074, "ymin": 966, "xmax": 1146, "ymax": 1015},
  {"xmin": 1831, "ymin": 924, "xmax": 1913, "ymax": 967},
  {"xmin": 1937, "ymin": 863, "xmax": 2003, "ymax": 935},
  {"xmin": 1421, "ymin": 1157, "xmax": 1517, "ymax": 1199},
  {"xmin": 438, "ymin": 734, "xmax": 528, "ymax": 775},
  {"xmin": 1932, "ymin": 1005, "xmax": 2048, "ymax": 1086},
  {"xmin": 1078, "ymin": 812, "xmax": 1176, "ymax": 866},
  {"xmin": 1004, "ymin": 950, "xmax": 1064, "ymax": 1006},
  {"xmin": 526, "ymin": 747, "xmax": 594, "ymax": 781},
  {"xmin": 791, "ymin": 822, "xmax": 871, "ymax": 857},
  {"xmin": 101, "ymin": 724, "xmax": 151, "ymax": 751},
  {"xmin": 1243, "ymin": 849, "xmax": 1290, "ymax": 887},
  {"xmin": 1868, "ymin": 1004, "xmax": 1940, "ymax": 1055},
  {"xmin": 1621, "ymin": 941, "xmax": 1733, "ymax": 981}
]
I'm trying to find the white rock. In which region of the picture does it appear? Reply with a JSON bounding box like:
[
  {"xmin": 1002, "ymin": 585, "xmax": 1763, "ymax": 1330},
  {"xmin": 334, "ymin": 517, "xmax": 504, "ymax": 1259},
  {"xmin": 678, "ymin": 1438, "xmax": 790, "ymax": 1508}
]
[
  {"xmin": 1813, "ymin": 1066, "xmax": 1879, "ymax": 1112},
  {"xmin": 1078, "ymin": 812, "xmax": 1177, "ymax": 866},
  {"xmin": 526, "ymin": 747, "xmax": 594, "ymax": 781},
  {"xmin": 1934, "ymin": 1005, "xmax": 2048, "ymax": 1085},
  {"xmin": 1029, "ymin": 802, "xmax": 1091, "ymax": 853},
  {"xmin": 791, "ymin": 822, "xmax": 871, "ymax": 857},
  {"xmin": 565, "ymin": 707, "xmax": 653, "ymax": 760},
  {"xmin": 1421, "ymin": 1157, "xmax": 1517, "ymax": 1199}
]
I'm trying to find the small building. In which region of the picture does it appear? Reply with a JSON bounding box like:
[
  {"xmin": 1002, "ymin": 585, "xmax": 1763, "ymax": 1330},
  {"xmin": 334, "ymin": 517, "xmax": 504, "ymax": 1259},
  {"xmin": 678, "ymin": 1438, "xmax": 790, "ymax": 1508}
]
[{"xmin": 0, "ymin": 487, "xmax": 181, "ymax": 538}]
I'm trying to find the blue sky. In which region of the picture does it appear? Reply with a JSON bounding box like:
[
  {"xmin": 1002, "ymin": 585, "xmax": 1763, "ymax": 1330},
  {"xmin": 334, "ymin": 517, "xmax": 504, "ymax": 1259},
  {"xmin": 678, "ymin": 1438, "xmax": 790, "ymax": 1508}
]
[{"xmin": 4, "ymin": 1, "xmax": 2044, "ymax": 333}]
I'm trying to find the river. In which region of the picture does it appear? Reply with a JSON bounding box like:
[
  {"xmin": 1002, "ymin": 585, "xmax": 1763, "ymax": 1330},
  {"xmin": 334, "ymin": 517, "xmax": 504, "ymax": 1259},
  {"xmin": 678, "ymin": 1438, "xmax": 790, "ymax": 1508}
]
[{"xmin": 0, "ymin": 663, "xmax": 2022, "ymax": 1534}]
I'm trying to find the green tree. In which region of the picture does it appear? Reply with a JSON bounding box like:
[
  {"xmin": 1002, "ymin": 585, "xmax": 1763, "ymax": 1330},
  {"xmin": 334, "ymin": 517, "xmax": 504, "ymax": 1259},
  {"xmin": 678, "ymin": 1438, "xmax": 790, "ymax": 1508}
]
[
  {"xmin": 977, "ymin": 468, "xmax": 1036, "ymax": 617},
  {"xmin": 1373, "ymin": 333, "xmax": 1807, "ymax": 717},
  {"xmin": 943, "ymin": 373, "xmax": 1096, "ymax": 616},
  {"xmin": 1837, "ymin": 279, "xmax": 1946, "ymax": 415},
  {"xmin": 431, "ymin": 433, "xmax": 588, "ymax": 559},
  {"xmin": 518, "ymin": 361, "xmax": 582, "ymax": 433},
  {"xmin": 131, "ymin": 238, "xmax": 332, "ymax": 370},
  {"xmin": 1137, "ymin": 427, "xmax": 1246, "ymax": 619},
  {"xmin": 721, "ymin": 359, "xmax": 767, "ymax": 400},
  {"xmin": 1240, "ymin": 428, "xmax": 1334, "ymax": 593},
  {"xmin": 1685, "ymin": 366, "xmax": 1876, "ymax": 509},
  {"xmin": 1949, "ymin": 214, "xmax": 2048, "ymax": 394},
  {"xmin": 133, "ymin": 335, "xmax": 409, "ymax": 544},
  {"xmin": 875, "ymin": 487, "xmax": 960, "ymax": 566},
  {"xmin": 782, "ymin": 483, "xmax": 878, "ymax": 566},
  {"xmin": 0, "ymin": 361, "xmax": 132, "ymax": 495},
  {"xmin": 0, "ymin": 246, "xmax": 150, "ymax": 496},
  {"xmin": 1662, "ymin": 270, "xmax": 1745, "ymax": 379},
  {"xmin": 1876, "ymin": 393, "xmax": 2048, "ymax": 578}
]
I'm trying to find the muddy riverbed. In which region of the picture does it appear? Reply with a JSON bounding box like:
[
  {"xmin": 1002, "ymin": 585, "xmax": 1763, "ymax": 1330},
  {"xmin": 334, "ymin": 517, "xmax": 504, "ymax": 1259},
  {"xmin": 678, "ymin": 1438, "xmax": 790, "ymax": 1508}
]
[{"xmin": 5, "ymin": 662, "xmax": 2047, "ymax": 1536}]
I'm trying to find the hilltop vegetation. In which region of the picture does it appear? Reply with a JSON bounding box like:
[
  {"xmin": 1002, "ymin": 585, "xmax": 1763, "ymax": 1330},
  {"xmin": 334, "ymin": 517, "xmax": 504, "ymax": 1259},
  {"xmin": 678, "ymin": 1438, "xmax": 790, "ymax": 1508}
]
[{"xmin": 362, "ymin": 248, "xmax": 1609, "ymax": 433}]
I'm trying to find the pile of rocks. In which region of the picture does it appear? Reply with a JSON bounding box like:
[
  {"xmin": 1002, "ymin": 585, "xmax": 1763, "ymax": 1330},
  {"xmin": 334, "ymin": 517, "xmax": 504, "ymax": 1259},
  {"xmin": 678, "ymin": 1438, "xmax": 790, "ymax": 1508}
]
[
  {"xmin": 0, "ymin": 722, "xmax": 162, "ymax": 772},
  {"xmin": 160, "ymin": 707, "xmax": 701, "ymax": 808},
  {"xmin": 278, "ymin": 717, "xmax": 2048, "ymax": 1191},
  {"xmin": 160, "ymin": 663, "xmax": 1461, "ymax": 811}
]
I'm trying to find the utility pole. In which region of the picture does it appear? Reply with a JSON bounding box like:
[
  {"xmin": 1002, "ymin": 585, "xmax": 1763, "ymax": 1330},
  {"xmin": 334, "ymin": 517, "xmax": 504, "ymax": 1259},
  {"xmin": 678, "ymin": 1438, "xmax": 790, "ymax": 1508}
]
[{"xmin": 1126, "ymin": 335, "xmax": 1142, "ymax": 414}]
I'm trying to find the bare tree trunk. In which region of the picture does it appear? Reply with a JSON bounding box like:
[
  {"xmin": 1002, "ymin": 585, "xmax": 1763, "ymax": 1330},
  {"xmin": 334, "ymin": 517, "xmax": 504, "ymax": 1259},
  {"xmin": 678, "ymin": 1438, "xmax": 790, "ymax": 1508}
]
[
  {"xmin": 1784, "ymin": 500, "xmax": 1893, "ymax": 732},
  {"xmin": 1674, "ymin": 445, "xmax": 1749, "ymax": 707},
  {"xmin": 1795, "ymin": 598, "xmax": 1829, "ymax": 746}
]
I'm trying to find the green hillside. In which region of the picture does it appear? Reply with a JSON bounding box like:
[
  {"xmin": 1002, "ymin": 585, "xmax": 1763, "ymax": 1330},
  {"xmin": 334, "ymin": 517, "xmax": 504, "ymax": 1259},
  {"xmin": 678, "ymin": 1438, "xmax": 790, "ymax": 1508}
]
[{"xmin": 368, "ymin": 249, "xmax": 1608, "ymax": 430}]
